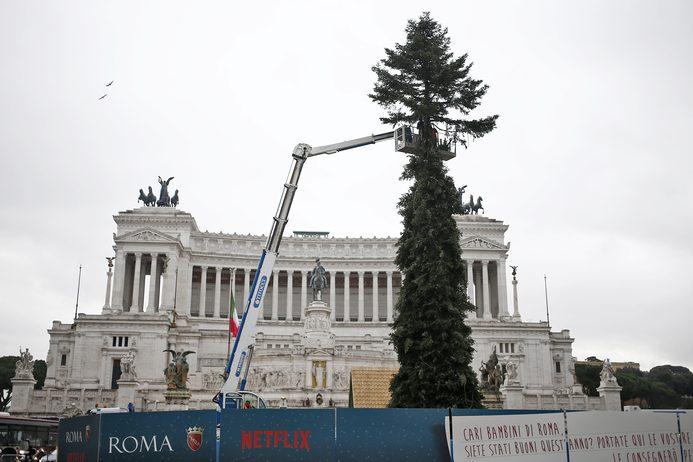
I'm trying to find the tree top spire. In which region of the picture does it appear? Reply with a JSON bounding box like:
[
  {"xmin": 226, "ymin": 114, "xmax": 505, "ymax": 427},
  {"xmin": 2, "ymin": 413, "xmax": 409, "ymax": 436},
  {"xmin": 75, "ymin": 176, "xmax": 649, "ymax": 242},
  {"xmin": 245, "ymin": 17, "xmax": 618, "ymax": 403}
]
[{"xmin": 370, "ymin": 11, "xmax": 498, "ymax": 147}]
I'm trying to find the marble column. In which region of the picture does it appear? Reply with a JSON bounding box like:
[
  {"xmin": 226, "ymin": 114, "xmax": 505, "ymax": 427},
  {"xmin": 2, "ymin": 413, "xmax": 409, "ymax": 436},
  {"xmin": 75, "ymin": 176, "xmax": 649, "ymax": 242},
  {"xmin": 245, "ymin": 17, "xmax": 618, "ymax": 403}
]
[
  {"xmin": 301, "ymin": 270, "xmax": 308, "ymax": 319},
  {"xmin": 154, "ymin": 257, "xmax": 163, "ymax": 311},
  {"xmin": 497, "ymin": 258, "xmax": 510, "ymax": 318},
  {"xmin": 131, "ymin": 253, "xmax": 143, "ymax": 312},
  {"xmin": 357, "ymin": 271, "xmax": 365, "ymax": 322},
  {"xmin": 146, "ymin": 254, "xmax": 159, "ymax": 313},
  {"xmin": 103, "ymin": 260, "xmax": 114, "ymax": 312},
  {"xmin": 474, "ymin": 265, "xmax": 483, "ymax": 316},
  {"xmin": 243, "ymin": 269, "xmax": 250, "ymax": 315},
  {"xmin": 386, "ymin": 271, "xmax": 393, "ymax": 323},
  {"xmin": 158, "ymin": 253, "xmax": 176, "ymax": 313},
  {"xmin": 172, "ymin": 255, "xmax": 189, "ymax": 315},
  {"xmin": 372, "ymin": 271, "xmax": 379, "ymax": 322},
  {"xmin": 466, "ymin": 260, "xmax": 476, "ymax": 317},
  {"xmin": 512, "ymin": 272, "xmax": 521, "ymax": 320},
  {"xmin": 482, "ymin": 260, "xmax": 491, "ymax": 319},
  {"xmin": 138, "ymin": 256, "xmax": 147, "ymax": 311},
  {"xmin": 343, "ymin": 272, "xmax": 350, "ymax": 322},
  {"xmin": 214, "ymin": 267, "xmax": 222, "ymax": 318},
  {"xmin": 199, "ymin": 266, "xmax": 208, "ymax": 317},
  {"xmin": 286, "ymin": 270, "xmax": 293, "ymax": 320},
  {"xmin": 111, "ymin": 250, "xmax": 126, "ymax": 311},
  {"xmin": 186, "ymin": 265, "xmax": 195, "ymax": 315},
  {"xmin": 271, "ymin": 270, "xmax": 279, "ymax": 320},
  {"xmin": 329, "ymin": 271, "xmax": 336, "ymax": 320}
]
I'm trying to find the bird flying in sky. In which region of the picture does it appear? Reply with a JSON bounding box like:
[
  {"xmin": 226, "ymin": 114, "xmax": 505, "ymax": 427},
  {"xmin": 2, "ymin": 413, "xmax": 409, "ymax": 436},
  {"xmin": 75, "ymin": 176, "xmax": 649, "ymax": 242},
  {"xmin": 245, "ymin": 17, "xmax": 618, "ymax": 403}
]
[
  {"xmin": 98, "ymin": 94, "xmax": 107, "ymax": 100},
  {"xmin": 106, "ymin": 81, "xmax": 114, "ymax": 86}
]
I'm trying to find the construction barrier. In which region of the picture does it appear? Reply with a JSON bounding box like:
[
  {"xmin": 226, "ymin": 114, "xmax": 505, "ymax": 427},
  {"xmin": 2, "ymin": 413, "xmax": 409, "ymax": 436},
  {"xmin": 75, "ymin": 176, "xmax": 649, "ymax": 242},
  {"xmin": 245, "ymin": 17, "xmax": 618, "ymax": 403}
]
[
  {"xmin": 446, "ymin": 410, "xmax": 692, "ymax": 462},
  {"xmin": 57, "ymin": 408, "xmax": 691, "ymax": 461}
]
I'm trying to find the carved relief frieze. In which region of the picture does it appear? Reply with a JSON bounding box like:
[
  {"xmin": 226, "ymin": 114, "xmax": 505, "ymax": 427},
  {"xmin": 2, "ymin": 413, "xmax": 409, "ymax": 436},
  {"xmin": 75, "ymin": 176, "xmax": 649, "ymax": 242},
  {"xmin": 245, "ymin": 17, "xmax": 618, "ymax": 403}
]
[{"xmin": 461, "ymin": 236, "xmax": 506, "ymax": 250}]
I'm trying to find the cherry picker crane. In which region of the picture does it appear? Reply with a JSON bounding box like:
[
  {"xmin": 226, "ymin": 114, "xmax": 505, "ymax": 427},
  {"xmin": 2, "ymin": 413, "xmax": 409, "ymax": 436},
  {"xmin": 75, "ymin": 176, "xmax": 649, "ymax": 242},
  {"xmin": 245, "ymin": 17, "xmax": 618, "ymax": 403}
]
[
  {"xmin": 211, "ymin": 125, "xmax": 456, "ymax": 461},
  {"xmin": 215, "ymin": 125, "xmax": 456, "ymax": 409}
]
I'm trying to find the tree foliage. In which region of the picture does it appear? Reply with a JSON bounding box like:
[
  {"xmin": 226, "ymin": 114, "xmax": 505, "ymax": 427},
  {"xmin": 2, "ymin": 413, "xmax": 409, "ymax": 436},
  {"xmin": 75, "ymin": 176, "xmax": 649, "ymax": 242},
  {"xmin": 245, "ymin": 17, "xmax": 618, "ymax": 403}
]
[
  {"xmin": 0, "ymin": 356, "xmax": 46, "ymax": 411},
  {"xmin": 33, "ymin": 360, "xmax": 47, "ymax": 390},
  {"xmin": 575, "ymin": 363, "xmax": 693, "ymax": 409},
  {"xmin": 371, "ymin": 12, "xmax": 497, "ymax": 408},
  {"xmin": 0, "ymin": 356, "xmax": 20, "ymax": 412},
  {"xmin": 370, "ymin": 12, "xmax": 497, "ymax": 147},
  {"xmin": 575, "ymin": 363, "xmax": 601, "ymax": 396}
]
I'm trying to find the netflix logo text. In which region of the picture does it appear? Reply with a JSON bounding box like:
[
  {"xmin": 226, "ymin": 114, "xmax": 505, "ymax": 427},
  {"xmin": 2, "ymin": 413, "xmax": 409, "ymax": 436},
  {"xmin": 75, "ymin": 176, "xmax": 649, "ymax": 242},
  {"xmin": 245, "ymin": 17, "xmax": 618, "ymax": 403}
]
[{"xmin": 240, "ymin": 430, "xmax": 311, "ymax": 451}]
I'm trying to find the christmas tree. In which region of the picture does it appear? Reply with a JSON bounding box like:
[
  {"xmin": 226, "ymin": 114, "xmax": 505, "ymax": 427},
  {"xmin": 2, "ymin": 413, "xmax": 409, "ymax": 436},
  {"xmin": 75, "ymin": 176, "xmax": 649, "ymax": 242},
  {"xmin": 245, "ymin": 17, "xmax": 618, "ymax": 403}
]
[{"xmin": 370, "ymin": 12, "xmax": 498, "ymax": 407}]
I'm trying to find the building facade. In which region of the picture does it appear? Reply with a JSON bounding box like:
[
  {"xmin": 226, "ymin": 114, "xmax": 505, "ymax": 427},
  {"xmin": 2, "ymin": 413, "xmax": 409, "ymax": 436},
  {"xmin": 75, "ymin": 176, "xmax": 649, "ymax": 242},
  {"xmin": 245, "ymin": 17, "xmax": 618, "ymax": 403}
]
[{"xmin": 11, "ymin": 205, "xmax": 615, "ymax": 416}]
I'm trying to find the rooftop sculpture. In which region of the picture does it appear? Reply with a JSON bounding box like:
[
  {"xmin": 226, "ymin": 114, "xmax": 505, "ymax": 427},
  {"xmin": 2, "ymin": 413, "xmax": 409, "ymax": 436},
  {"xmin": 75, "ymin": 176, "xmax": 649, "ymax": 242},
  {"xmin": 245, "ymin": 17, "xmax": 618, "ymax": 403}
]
[
  {"xmin": 457, "ymin": 185, "xmax": 484, "ymax": 215},
  {"xmin": 137, "ymin": 177, "xmax": 179, "ymax": 207}
]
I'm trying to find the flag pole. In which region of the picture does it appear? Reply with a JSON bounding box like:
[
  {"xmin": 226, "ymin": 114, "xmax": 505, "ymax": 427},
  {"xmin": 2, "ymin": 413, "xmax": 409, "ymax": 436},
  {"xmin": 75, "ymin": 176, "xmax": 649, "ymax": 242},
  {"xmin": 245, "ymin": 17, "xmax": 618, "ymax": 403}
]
[
  {"xmin": 226, "ymin": 290, "xmax": 236, "ymax": 369},
  {"xmin": 544, "ymin": 274, "xmax": 550, "ymax": 326},
  {"xmin": 73, "ymin": 265, "xmax": 82, "ymax": 321}
]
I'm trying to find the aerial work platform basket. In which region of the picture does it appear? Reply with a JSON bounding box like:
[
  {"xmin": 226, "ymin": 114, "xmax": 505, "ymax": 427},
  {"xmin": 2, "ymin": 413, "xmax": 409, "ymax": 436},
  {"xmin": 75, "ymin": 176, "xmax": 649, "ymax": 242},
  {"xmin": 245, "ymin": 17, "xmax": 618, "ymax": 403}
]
[{"xmin": 394, "ymin": 125, "xmax": 456, "ymax": 160}]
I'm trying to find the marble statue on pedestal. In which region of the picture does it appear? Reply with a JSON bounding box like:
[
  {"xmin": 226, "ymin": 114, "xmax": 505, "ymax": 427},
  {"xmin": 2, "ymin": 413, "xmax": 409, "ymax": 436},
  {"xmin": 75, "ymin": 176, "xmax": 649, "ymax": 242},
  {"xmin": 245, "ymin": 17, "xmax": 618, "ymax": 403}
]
[
  {"xmin": 503, "ymin": 361, "xmax": 520, "ymax": 386},
  {"xmin": 14, "ymin": 348, "xmax": 34, "ymax": 379},
  {"xmin": 600, "ymin": 358, "xmax": 617, "ymax": 385},
  {"xmin": 119, "ymin": 350, "xmax": 137, "ymax": 380}
]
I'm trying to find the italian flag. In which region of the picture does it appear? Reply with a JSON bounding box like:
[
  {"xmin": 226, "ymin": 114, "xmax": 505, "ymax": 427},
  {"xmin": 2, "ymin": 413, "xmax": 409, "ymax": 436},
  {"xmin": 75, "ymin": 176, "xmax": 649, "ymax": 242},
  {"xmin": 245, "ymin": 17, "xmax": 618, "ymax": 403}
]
[{"xmin": 228, "ymin": 291, "xmax": 239, "ymax": 337}]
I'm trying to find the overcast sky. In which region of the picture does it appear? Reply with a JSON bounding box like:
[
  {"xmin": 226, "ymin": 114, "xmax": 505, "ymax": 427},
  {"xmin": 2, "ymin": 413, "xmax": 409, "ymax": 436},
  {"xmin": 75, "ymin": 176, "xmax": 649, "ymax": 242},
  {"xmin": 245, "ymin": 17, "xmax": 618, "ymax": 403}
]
[{"xmin": 1, "ymin": 1, "xmax": 691, "ymax": 371}]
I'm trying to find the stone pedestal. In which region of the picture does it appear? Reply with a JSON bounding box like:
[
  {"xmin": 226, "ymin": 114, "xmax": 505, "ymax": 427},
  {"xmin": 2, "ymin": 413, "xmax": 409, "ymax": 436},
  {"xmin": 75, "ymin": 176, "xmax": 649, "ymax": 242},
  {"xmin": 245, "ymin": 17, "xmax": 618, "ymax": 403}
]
[
  {"xmin": 481, "ymin": 393, "xmax": 504, "ymax": 409},
  {"xmin": 163, "ymin": 389, "xmax": 192, "ymax": 411},
  {"xmin": 9, "ymin": 376, "xmax": 36, "ymax": 415},
  {"xmin": 597, "ymin": 381, "xmax": 622, "ymax": 411},
  {"xmin": 500, "ymin": 383, "xmax": 524, "ymax": 409},
  {"xmin": 302, "ymin": 300, "xmax": 334, "ymax": 351},
  {"xmin": 115, "ymin": 378, "xmax": 138, "ymax": 409},
  {"xmin": 301, "ymin": 300, "xmax": 335, "ymax": 393}
]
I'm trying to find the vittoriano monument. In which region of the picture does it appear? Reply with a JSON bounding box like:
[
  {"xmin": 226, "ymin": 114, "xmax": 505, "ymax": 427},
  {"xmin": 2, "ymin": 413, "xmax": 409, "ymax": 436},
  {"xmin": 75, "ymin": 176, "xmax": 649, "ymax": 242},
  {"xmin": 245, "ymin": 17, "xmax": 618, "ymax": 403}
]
[
  {"xmin": 309, "ymin": 258, "xmax": 328, "ymax": 301},
  {"xmin": 137, "ymin": 176, "xmax": 179, "ymax": 207}
]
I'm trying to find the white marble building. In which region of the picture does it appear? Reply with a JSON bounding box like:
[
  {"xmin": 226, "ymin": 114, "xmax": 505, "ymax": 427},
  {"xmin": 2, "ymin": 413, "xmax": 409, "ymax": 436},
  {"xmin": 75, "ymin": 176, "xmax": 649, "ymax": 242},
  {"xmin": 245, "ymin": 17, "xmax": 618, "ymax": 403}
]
[{"xmin": 11, "ymin": 205, "xmax": 616, "ymax": 416}]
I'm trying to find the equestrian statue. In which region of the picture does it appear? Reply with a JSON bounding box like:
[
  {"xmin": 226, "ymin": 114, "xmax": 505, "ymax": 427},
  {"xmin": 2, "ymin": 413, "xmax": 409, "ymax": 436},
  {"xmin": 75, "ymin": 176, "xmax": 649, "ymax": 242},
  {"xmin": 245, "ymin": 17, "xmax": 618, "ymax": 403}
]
[{"xmin": 309, "ymin": 258, "xmax": 328, "ymax": 301}]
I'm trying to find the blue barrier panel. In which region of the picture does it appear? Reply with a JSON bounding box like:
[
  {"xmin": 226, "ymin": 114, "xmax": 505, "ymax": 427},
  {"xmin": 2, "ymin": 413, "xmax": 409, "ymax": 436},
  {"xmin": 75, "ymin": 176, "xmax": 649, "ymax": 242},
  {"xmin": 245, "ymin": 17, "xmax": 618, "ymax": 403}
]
[
  {"xmin": 336, "ymin": 408, "xmax": 448, "ymax": 462},
  {"xmin": 97, "ymin": 410, "xmax": 215, "ymax": 461},
  {"xmin": 336, "ymin": 408, "xmax": 561, "ymax": 462},
  {"xmin": 58, "ymin": 414, "xmax": 100, "ymax": 462},
  {"xmin": 221, "ymin": 408, "xmax": 336, "ymax": 461}
]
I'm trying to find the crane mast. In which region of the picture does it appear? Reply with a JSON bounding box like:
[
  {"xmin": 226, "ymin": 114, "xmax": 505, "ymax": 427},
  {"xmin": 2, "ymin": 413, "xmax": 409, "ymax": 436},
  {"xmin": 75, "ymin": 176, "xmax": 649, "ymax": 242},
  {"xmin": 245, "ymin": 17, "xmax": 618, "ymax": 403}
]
[{"xmin": 219, "ymin": 131, "xmax": 394, "ymax": 397}]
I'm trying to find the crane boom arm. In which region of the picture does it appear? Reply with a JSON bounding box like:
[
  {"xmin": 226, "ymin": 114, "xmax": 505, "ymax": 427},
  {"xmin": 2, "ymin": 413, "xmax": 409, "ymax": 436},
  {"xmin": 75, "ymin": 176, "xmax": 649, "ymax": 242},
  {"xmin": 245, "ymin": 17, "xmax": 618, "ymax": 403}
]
[
  {"xmin": 219, "ymin": 130, "xmax": 394, "ymax": 396},
  {"xmin": 309, "ymin": 131, "xmax": 394, "ymax": 157}
]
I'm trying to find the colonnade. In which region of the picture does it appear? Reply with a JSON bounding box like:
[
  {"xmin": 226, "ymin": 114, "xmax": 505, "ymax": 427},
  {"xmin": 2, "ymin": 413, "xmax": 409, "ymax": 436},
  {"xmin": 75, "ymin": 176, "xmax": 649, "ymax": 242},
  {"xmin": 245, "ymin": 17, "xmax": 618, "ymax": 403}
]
[
  {"xmin": 108, "ymin": 251, "xmax": 168, "ymax": 313},
  {"xmin": 105, "ymin": 252, "xmax": 511, "ymax": 323},
  {"xmin": 188, "ymin": 266, "xmax": 399, "ymax": 323},
  {"xmin": 464, "ymin": 259, "xmax": 509, "ymax": 320}
]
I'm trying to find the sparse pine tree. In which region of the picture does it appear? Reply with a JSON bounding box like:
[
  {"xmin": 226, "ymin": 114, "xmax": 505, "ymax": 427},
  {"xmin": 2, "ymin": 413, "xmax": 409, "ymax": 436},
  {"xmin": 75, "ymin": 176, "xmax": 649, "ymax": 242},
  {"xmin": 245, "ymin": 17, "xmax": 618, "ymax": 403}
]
[{"xmin": 370, "ymin": 12, "xmax": 498, "ymax": 408}]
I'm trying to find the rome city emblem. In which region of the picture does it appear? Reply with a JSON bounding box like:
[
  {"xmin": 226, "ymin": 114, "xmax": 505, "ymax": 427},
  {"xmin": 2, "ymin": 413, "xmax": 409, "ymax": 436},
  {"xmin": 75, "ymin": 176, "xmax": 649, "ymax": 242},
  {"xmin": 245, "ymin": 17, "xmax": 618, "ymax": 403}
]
[{"xmin": 186, "ymin": 426, "xmax": 204, "ymax": 451}]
